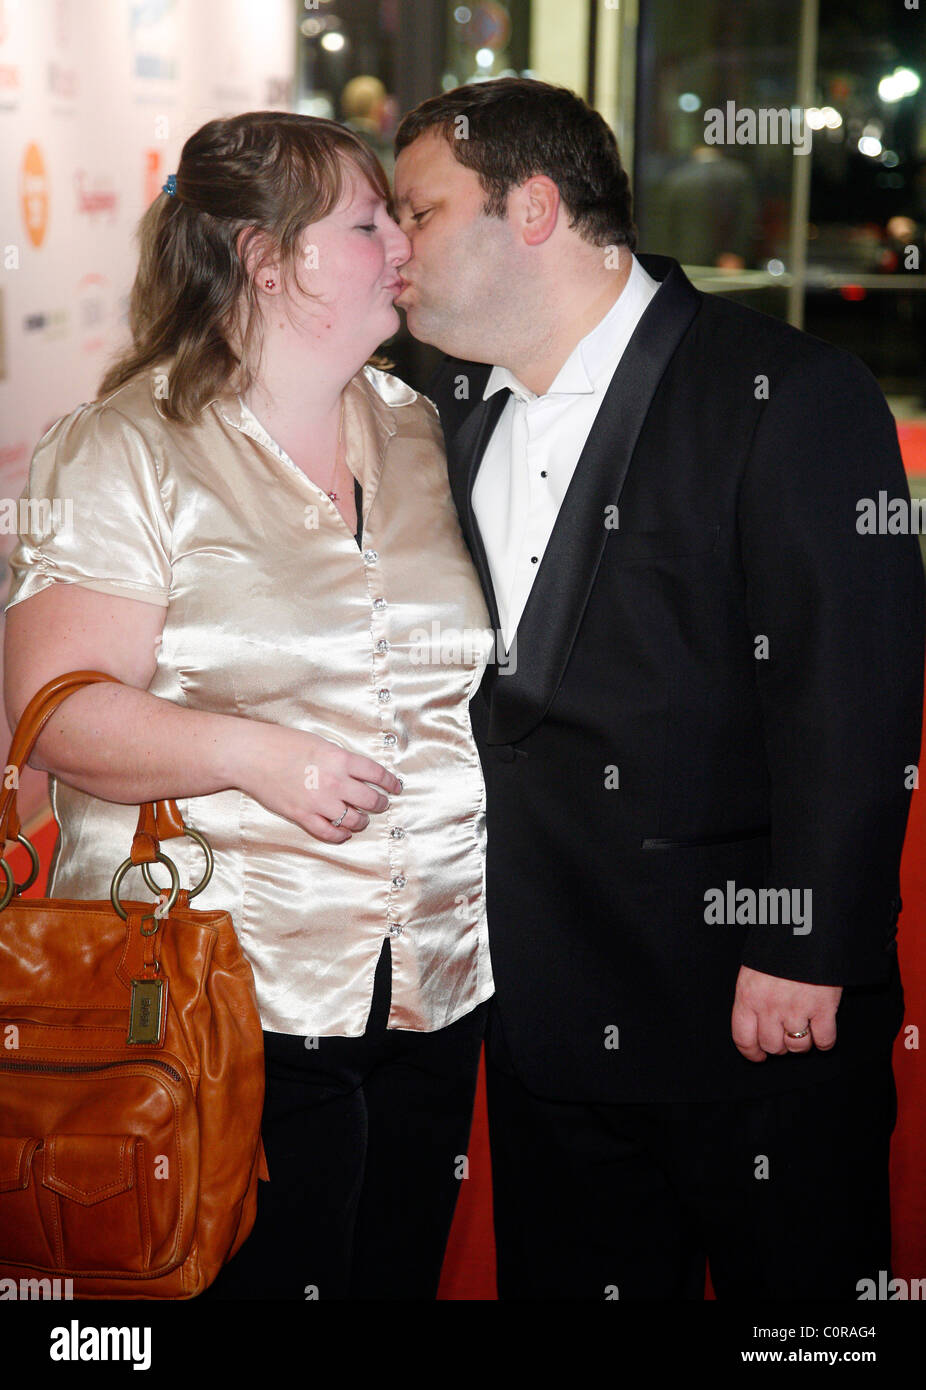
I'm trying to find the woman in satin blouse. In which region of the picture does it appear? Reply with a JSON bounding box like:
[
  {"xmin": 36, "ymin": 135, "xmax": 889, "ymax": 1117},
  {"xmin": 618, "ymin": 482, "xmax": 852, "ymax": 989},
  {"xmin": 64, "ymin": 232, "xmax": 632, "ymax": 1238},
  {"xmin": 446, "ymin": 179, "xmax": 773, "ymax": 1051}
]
[{"xmin": 3, "ymin": 112, "xmax": 494, "ymax": 1300}]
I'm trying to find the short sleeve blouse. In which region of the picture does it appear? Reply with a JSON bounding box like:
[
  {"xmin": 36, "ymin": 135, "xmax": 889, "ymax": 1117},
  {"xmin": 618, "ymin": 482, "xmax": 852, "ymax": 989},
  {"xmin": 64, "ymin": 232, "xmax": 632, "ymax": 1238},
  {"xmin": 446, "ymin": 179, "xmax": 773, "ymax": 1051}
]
[{"xmin": 4, "ymin": 364, "xmax": 495, "ymax": 1037}]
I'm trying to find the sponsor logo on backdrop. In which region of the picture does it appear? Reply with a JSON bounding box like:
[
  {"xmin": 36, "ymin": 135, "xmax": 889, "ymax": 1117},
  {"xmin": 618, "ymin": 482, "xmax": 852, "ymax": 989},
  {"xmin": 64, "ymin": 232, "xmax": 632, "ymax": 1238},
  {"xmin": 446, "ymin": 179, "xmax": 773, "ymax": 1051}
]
[
  {"xmin": 0, "ymin": 0, "xmax": 23, "ymax": 107},
  {"xmin": 54, "ymin": 0, "xmax": 72, "ymax": 48},
  {"xmin": 21, "ymin": 144, "xmax": 49, "ymax": 249},
  {"xmin": 130, "ymin": 0, "xmax": 178, "ymax": 83},
  {"xmin": 130, "ymin": 0, "xmax": 175, "ymax": 26},
  {"xmin": 22, "ymin": 307, "xmax": 69, "ymax": 341},
  {"xmin": 74, "ymin": 171, "xmax": 118, "ymax": 221},
  {"xmin": 47, "ymin": 60, "xmax": 77, "ymax": 101},
  {"xmin": 143, "ymin": 148, "xmax": 164, "ymax": 206},
  {"xmin": 48, "ymin": 0, "xmax": 77, "ymax": 102},
  {"xmin": 76, "ymin": 273, "xmax": 113, "ymax": 355}
]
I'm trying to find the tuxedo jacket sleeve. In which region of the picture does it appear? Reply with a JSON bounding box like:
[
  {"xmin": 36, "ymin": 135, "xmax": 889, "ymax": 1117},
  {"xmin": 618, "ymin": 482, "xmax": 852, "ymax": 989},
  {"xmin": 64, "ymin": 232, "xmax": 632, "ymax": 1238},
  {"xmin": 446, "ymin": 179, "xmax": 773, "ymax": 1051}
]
[{"xmin": 736, "ymin": 346, "xmax": 923, "ymax": 984}]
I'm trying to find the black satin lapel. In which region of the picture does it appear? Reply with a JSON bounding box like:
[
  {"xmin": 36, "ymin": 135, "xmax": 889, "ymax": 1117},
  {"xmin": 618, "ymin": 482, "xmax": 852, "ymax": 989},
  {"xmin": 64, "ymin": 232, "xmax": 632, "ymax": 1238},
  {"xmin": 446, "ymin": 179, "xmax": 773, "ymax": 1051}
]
[
  {"xmin": 445, "ymin": 385, "xmax": 511, "ymax": 639},
  {"xmin": 487, "ymin": 258, "xmax": 702, "ymax": 745}
]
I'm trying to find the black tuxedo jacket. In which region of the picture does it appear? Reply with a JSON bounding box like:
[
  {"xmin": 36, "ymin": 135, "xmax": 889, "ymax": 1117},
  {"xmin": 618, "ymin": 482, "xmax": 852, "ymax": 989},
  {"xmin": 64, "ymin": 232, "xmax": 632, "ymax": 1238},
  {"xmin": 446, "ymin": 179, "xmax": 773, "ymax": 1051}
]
[{"xmin": 429, "ymin": 254, "xmax": 925, "ymax": 1104}]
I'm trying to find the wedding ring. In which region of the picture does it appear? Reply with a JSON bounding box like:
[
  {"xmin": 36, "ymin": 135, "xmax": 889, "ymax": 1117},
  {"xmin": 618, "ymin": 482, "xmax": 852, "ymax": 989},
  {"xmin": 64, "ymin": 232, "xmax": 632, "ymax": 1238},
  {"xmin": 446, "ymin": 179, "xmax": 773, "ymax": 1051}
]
[
  {"xmin": 331, "ymin": 807, "xmax": 349, "ymax": 828},
  {"xmin": 784, "ymin": 1026, "xmax": 810, "ymax": 1039}
]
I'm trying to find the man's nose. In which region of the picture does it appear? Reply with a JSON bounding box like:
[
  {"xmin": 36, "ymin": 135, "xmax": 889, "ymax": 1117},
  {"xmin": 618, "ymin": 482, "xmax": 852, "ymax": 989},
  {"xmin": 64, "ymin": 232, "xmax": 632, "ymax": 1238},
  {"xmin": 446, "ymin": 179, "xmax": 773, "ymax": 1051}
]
[{"xmin": 390, "ymin": 224, "xmax": 412, "ymax": 265}]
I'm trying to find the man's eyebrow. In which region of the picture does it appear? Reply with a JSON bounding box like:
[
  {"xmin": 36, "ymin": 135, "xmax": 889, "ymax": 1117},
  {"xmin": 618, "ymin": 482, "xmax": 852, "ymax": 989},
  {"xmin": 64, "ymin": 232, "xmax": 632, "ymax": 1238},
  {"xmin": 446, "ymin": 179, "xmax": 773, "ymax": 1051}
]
[{"xmin": 393, "ymin": 186, "xmax": 420, "ymax": 209}]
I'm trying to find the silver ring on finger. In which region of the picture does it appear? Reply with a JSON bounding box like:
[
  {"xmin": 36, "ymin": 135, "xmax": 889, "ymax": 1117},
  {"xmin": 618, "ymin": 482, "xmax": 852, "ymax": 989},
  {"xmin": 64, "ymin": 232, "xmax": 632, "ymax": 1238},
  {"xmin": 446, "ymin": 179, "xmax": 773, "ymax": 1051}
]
[
  {"xmin": 784, "ymin": 1025, "xmax": 810, "ymax": 1040},
  {"xmin": 330, "ymin": 806, "xmax": 350, "ymax": 828}
]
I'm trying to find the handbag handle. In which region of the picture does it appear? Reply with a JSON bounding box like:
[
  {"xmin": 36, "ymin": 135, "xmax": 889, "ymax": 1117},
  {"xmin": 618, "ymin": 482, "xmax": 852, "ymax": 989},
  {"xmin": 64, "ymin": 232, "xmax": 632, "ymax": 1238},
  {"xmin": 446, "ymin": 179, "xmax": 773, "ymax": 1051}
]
[{"xmin": 0, "ymin": 671, "xmax": 188, "ymax": 900}]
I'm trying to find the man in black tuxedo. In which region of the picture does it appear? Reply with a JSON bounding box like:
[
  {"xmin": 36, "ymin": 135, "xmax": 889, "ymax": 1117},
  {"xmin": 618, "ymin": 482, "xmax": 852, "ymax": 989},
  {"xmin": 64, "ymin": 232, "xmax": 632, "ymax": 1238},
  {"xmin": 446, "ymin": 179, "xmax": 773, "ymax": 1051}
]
[{"xmin": 392, "ymin": 78, "xmax": 925, "ymax": 1299}]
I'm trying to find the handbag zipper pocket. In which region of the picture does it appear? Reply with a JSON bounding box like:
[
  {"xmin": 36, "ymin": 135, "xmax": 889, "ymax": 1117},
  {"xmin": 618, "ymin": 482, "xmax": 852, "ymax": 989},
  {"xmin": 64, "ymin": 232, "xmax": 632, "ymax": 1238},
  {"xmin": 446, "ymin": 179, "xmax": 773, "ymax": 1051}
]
[{"xmin": 0, "ymin": 1055, "xmax": 196, "ymax": 1278}]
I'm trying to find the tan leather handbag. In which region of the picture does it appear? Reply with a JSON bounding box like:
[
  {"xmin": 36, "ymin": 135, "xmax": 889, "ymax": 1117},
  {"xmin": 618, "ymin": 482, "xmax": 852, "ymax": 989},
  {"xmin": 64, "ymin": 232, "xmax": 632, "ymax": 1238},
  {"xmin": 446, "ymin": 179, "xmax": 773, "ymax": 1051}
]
[{"xmin": 0, "ymin": 670, "xmax": 267, "ymax": 1298}]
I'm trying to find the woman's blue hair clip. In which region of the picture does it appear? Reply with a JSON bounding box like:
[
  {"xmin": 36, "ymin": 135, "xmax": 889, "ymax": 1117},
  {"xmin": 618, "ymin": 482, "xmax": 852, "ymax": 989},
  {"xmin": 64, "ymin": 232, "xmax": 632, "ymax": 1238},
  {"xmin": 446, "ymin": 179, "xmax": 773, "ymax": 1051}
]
[{"xmin": 162, "ymin": 173, "xmax": 177, "ymax": 197}]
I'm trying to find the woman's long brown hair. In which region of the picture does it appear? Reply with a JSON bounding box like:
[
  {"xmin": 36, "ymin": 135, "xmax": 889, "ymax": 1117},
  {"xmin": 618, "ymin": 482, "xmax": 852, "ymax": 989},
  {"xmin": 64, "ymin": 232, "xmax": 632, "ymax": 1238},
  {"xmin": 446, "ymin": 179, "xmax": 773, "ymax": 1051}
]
[{"xmin": 98, "ymin": 111, "xmax": 393, "ymax": 424}]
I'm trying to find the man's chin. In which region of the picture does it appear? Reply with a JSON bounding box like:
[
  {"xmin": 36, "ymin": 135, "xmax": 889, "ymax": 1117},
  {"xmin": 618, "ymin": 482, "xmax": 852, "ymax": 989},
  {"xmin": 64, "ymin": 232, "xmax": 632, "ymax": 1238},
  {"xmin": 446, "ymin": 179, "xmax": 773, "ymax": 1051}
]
[
  {"xmin": 399, "ymin": 303, "xmax": 435, "ymax": 347},
  {"xmin": 400, "ymin": 304, "xmax": 462, "ymax": 356}
]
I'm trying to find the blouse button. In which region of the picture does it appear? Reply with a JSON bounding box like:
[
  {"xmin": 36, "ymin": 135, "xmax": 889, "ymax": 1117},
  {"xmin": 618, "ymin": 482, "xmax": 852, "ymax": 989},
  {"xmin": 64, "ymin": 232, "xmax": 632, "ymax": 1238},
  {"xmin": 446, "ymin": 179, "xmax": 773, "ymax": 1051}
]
[
  {"xmin": 363, "ymin": 549, "xmax": 379, "ymax": 564},
  {"xmin": 373, "ymin": 597, "xmax": 387, "ymax": 610},
  {"xmin": 375, "ymin": 639, "xmax": 390, "ymax": 654},
  {"xmin": 383, "ymin": 732, "xmax": 397, "ymax": 746},
  {"xmin": 378, "ymin": 688, "xmax": 391, "ymax": 703},
  {"xmin": 389, "ymin": 826, "xmax": 405, "ymax": 839},
  {"xmin": 392, "ymin": 875, "xmax": 407, "ymax": 889}
]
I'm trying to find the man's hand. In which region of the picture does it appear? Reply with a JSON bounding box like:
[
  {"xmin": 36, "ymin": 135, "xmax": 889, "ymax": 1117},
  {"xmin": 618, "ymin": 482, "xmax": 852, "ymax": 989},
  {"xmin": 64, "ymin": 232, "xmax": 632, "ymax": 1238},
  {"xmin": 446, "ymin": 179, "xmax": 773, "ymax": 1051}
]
[{"xmin": 731, "ymin": 965, "xmax": 843, "ymax": 1062}]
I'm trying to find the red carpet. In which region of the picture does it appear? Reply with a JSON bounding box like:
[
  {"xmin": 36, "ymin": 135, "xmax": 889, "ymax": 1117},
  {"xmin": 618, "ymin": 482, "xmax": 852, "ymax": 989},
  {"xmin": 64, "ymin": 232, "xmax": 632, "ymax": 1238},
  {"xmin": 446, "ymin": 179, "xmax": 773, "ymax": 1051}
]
[{"xmin": 899, "ymin": 422, "xmax": 926, "ymax": 477}]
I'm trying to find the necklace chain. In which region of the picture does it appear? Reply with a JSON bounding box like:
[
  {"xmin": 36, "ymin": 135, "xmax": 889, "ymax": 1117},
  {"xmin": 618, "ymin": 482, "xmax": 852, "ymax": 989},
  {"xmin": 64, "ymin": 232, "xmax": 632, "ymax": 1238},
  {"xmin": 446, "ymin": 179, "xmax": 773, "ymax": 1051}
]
[{"xmin": 327, "ymin": 397, "xmax": 344, "ymax": 502}]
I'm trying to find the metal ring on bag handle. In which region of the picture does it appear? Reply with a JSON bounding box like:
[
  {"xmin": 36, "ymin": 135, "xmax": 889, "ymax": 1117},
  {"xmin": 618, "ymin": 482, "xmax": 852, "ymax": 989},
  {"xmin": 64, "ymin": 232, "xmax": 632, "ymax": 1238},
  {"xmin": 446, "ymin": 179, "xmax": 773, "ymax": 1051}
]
[
  {"xmin": 0, "ymin": 833, "xmax": 41, "ymax": 906},
  {"xmin": 111, "ymin": 851, "xmax": 180, "ymax": 930},
  {"xmin": 0, "ymin": 857, "xmax": 15, "ymax": 913},
  {"xmin": 11, "ymin": 833, "xmax": 41, "ymax": 896},
  {"xmin": 140, "ymin": 824, "xmax": 214, "ymax": 900}
]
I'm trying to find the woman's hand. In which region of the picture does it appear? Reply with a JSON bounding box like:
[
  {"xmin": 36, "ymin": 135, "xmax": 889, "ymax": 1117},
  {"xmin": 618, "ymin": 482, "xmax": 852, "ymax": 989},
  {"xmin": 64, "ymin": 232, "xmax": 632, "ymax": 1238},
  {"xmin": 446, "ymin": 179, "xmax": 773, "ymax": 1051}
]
[
  {"xmin": 233, "ymin": 720, "xmax": 401, "ymax": 845},
  {"xmin": 4, "ymin": 584, "xmax": 399, "ymax": 846}
]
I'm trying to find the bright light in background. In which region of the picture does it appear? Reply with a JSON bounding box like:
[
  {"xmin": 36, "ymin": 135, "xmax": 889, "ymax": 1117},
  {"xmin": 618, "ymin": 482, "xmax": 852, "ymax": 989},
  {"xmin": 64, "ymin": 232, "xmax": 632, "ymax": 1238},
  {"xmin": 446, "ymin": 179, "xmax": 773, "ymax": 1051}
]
[
  {"xmin": 321, "ymin": 31, "xmax": 346, "ymax": 53},
  {"xmin": 859, "ymin": 135, "xmax": 883, "ymax": 157},
  {"xmin": 766, "ymin": 259, "xmax": 785, "ymax": 276},
  {"xmin": 878, "ymin": 67, "xmax": 921, "ymax": 102},
  {"xmin": 475, "ymin": 47, "xmax": 494, "ymax": 69},
  {"xmin": 678, "ymin": 92, "xmax": 700, "ymax": 112},
  {"xmin": 881, "ymin": 149, "xmax": 900, "ymax": 167},
  {"xmin": 454, "ymin": 6, "xmax": 472, "ymax": 21},
  {"xmin": 806, "ymin": 107, "xmax": 843, "ymax": 131}
]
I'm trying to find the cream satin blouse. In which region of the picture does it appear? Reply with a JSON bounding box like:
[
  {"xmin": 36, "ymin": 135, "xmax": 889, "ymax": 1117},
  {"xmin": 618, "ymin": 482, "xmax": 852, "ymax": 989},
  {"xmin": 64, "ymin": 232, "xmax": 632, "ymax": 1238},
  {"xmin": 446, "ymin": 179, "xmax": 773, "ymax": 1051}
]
[{"xmin": 4, "ymin": 363, "xmax": 495, "ymax": 1036}]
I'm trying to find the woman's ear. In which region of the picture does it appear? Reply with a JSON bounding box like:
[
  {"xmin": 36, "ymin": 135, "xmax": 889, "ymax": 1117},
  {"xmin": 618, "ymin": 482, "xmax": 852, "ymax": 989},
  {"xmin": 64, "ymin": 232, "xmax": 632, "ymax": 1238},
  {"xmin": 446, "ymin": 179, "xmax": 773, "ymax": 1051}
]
[{"xmin": 236, "ymin": 227, "xmax": 282, "ymax": 294}]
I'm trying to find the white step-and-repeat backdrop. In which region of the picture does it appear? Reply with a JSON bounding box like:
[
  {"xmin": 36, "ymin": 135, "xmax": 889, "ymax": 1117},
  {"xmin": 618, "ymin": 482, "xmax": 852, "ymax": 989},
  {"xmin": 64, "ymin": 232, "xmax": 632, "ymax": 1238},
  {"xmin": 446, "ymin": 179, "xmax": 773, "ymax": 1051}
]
[{"xmin": 0, "ymin": 0, "xmax": 296, "ymax": 824}]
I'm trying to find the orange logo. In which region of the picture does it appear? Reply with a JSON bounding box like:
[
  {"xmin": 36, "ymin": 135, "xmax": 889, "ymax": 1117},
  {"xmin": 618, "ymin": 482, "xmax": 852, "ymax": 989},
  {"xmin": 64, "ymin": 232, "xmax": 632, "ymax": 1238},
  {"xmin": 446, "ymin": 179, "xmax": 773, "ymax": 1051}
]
[
  {"xmin": 143, "ymin": 148, "xmax": 163, "ymax": 207},
  {"xmin": 22, "ymin": 143, "xmax": 48, "ymax": 248}
]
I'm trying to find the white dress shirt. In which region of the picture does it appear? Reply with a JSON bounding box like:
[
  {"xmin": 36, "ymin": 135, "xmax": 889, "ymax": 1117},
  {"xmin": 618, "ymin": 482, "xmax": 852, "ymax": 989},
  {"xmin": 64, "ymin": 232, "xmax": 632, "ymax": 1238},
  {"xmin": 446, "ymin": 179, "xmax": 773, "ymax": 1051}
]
[{"xmin": 472, "ymin": 252, "xmax": 661, "ymax": 650}]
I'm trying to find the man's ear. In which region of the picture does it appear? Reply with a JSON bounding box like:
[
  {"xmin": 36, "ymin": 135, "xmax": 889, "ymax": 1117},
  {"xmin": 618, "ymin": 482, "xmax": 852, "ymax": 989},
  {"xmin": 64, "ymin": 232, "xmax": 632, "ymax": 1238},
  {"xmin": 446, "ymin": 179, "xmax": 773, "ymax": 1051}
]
[{"xmin": 512, "ymin": 175, "xmax": 560, "ymax": 247}]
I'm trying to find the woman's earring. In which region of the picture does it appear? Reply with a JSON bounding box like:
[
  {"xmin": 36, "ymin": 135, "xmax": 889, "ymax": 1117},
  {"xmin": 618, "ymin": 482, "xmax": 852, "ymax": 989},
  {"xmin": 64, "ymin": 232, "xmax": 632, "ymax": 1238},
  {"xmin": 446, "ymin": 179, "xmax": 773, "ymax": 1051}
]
[{"xmin": 264, "ymin": 278, "xmax": 275, "ymax": 290}]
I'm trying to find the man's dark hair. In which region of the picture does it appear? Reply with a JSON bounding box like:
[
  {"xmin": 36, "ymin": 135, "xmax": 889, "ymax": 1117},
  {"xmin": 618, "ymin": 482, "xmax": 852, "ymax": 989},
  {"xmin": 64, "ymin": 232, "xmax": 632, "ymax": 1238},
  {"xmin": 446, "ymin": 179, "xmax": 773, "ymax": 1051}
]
[{"xmin": 395, "ymin": 77, "xmax": 636, "ymax": 251}]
